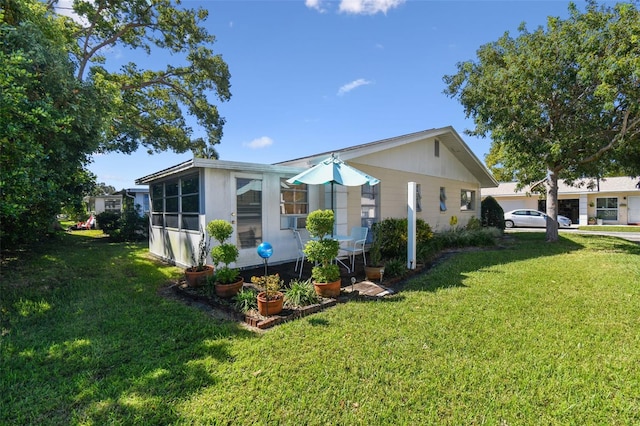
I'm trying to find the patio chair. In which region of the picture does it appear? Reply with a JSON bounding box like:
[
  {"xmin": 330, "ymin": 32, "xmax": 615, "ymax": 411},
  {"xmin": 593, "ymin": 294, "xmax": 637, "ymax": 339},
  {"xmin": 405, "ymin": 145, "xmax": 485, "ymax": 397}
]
[
  {"xmin": 70, "ymin": 214, "xmax": 95, "ymax": 230},
  {"xmin": 292, "ymin": 228, "xmax": 310, "ymax": 279},
  {"xmin": 339, "ymin": 226, "xmax": 368, "ymax": 272}
]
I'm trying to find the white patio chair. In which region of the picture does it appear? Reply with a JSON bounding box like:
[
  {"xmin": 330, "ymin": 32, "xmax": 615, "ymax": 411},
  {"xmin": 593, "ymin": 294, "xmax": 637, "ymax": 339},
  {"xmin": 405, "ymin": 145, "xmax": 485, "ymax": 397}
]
[
  {"xmin": 292, "ymin": 228, "xmax": 310, "ymax": 279},
  {"xmin": 339, "ymin": 226, "xmax": 368, "ymax": 273}
]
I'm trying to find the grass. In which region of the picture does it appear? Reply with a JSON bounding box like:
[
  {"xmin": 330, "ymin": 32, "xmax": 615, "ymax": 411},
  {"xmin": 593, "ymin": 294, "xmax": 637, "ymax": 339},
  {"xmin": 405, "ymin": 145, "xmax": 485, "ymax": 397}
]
[
  {"xmin": 577, "ymin": 225, "xmax": 640, "ymax": 232},
  {"xmin": 2, "ymin": 231, "xmax": 639, "ymax": 424}
]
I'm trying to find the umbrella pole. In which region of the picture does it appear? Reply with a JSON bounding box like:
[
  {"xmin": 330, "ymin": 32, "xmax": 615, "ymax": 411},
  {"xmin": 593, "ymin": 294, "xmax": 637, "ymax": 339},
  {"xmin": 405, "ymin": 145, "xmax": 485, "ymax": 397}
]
[{"xmin": 331, "ymin": 181, "xmax": 335, "ymax": 237}]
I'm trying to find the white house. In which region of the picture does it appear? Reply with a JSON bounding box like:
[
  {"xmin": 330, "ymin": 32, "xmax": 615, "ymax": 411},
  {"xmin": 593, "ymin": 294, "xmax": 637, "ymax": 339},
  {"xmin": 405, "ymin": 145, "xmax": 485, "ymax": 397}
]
[
  {"xmin": 115, "ymin": 188, "xmax": 150, "ymax": 216},
  {"xmin": 482, "ymin": 177, "xmax": 640, "ymax": 225},
  {"xmin": 85, "ymin": 194, "xmax": 122, "ymax": 215},
  {"xmin": 86, "ymin": 188, "xmax": 150, "ymax": 216},
  {"xmin": 136, "ymin": 126, "xmax": 497, "ymax": 269}
]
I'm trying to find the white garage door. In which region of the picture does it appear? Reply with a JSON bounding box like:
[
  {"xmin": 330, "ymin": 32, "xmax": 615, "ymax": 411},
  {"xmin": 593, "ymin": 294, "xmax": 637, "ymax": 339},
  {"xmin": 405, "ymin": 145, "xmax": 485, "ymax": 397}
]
[
  {"xmin": 498, "ymin": 200, "xmax": 535, "ymax": 213},
  {"xmin": 628, "ymin": 196, "xmax": 640, "ymax": 224}
]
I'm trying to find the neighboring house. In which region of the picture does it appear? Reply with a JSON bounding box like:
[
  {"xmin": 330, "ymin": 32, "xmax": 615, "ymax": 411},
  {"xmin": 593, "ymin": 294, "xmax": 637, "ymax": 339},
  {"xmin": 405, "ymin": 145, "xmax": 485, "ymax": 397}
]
[
  {"xmin": 482, "ymin": 177, "xmax": 640, "ymax": 226},
  {"xmin": 85, "ymin": 188, "xmax": 150, "ymax": 216},
  {"xmin": 136, "ymin": 126, "xmax": 497, "ymax": 269},
  {"xmin": 85, "ymin": 194, "xmax": 122, "ymax": 215},
  {"xmin": 114, "ymin": 188, "xmax": 150, "ymax": 216}
]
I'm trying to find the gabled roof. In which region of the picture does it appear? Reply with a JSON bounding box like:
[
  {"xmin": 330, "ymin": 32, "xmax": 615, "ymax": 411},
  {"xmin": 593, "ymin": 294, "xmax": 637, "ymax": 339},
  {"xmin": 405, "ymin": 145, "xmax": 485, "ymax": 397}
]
[
  {"xmin": 136, "ymin": 127, "xmax": 498, "ymax": 187},
  {"xmin": 276, "ymin": 126, "xmax": 498, "ymax": 188},
  {"xmin": 482, "ymin": 177, "xmax": 640, "ymax": 197}
]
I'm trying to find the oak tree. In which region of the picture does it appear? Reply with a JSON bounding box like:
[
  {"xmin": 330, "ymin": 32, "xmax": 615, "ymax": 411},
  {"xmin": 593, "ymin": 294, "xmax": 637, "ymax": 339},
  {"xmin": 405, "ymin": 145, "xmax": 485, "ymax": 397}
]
[
  {"xmin": 0, "ymin": 0, "xmax": 230, "ymax": 247},
  {"xmin": 444, "ymin": 1, "xmax": 640, "ymax": 241}
]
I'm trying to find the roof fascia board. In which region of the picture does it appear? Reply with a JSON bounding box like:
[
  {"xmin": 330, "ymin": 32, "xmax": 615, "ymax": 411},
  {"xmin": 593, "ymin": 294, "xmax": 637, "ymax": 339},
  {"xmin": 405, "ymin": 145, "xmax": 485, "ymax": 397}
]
[
  {"xmin": 136, "ymin": 158, "xmax": 305, "ymax": 185},
  {"xmin": 277, "ymin": 126, "xmax": 498, "ymax": 187}
]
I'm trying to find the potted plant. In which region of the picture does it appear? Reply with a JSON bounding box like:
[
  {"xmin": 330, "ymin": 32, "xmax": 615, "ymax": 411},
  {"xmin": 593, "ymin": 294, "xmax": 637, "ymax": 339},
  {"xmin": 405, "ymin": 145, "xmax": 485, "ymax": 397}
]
[
  {"xmin": 251, "ymin": 274, "xmax": 284, "ymax": 316},
  {"xmin": 184, "ymin": 228, "xmax": 214, "ymax": 287},
  {"xmin": 207, "ymin": 219, "xmax": 243, "ymax": 298},
  {"xmin": 303, "ymin": 209, "xmax": 342, "ymax": 298},
  {"xmin": 364, "ymin": 229, "xmax": 384, "ymax": 281},
  {"xmin": 588, "ymin": 216, "xmax": 597, "ymax": 225}
]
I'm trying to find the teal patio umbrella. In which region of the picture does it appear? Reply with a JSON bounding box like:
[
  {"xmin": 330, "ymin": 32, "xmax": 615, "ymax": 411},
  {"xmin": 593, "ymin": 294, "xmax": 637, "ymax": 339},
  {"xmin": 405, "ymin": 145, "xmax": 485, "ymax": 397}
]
[{"xmin": 286, "ymin": 153, "xmax": 380, "ymax": 213}]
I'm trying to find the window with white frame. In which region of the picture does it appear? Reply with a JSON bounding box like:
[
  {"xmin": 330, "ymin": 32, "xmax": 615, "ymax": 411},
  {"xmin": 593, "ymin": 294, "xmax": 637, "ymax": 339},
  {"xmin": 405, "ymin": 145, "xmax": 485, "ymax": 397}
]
[
  {"xmin": 150, "ymin": 174, "xmax": 200, "ymax": 231},
  {"xmin": 596, "ymin": 197, "xmax": 618, "ymax": 221},
  {"xmin": 361, "ymin": 182, "xmax": 380, "ymax": 243},
  {"xmin": 280, "ymin": 178, "xmax": 308, "ymax": 229},
  {"xmin": 460, "ymin": 190, "xmax": 476, "ymax": 211}
]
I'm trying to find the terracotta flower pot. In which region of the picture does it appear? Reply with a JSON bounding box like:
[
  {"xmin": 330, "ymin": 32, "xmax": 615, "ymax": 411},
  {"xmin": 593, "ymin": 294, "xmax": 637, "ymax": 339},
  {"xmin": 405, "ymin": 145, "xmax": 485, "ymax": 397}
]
[
  {"xmin": 257, "ymin": 291, "xmax": 284, "ymax": 316},
  {"xmin": 215, "ymin": 277, "xmax": 244, "ymax": 298},
  {"xmin": 364, "ymin": 265, "xmax": 384, "ymax": 281},
  {"xmin": 184, "ymin": 265, "xmax": 214, "ymax": 287},
  {"xmin": 313, "ymin": 279, "xmax": 341, "ymax": 298}
]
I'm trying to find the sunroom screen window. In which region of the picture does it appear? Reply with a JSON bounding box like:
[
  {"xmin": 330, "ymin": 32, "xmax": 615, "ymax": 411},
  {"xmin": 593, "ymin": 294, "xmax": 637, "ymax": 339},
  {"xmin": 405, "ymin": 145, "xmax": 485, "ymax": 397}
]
[{"xmin": 150, "ymin": 174, "xmax": 200, "ymax": 231}]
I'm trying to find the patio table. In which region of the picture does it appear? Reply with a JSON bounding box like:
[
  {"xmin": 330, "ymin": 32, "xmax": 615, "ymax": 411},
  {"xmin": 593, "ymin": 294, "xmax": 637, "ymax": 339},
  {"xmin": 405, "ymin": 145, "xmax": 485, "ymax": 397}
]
[
  {"xmin": 310, "ymin": 235, "xmax": 354, "ymax": 272},
  {"xmin": 334, "ymin": 235, "xmax": 354, "ymax": 272}
]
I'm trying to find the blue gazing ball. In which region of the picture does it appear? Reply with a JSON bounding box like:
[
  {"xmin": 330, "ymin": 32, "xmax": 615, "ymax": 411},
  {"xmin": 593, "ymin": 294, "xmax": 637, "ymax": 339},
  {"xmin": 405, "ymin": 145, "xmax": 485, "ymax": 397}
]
[{"xmin": 257, "ymin": 242, "xmax": 273, "ymax": 259}]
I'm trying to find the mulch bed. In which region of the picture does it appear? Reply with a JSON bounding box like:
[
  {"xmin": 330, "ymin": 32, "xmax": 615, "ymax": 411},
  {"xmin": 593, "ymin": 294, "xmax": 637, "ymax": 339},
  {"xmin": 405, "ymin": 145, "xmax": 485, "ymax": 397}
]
[{"xmin": 162, "ymin": 255, "xmax": 433, "ymax": 330}]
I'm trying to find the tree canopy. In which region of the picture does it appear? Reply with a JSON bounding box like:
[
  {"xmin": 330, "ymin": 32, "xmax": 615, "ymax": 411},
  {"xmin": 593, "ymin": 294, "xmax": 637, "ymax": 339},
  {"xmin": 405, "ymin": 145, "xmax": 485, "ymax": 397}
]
[
  {"xmin": 0, "ymin": 0, "xmax": 230, "ymax": 248},
  {"xmin": 1, "ymin": 0, "xmax": 104, "ymax": 245},
  {"xmin": 57, "ymin": 0, "xmax": 231, "ymax": 156},
  {"xmin": 444, "ymin": 1, "xmax": 640, "ymax": 241}
]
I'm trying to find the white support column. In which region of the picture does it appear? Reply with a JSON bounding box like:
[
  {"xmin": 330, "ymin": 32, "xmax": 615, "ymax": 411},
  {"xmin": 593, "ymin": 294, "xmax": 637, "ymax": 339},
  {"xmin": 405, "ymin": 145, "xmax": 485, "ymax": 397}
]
[
  {"xmin": 407, "ymin": 182, "xmax": 417, "ymax": 270},
  {"xmin": 579, "ymin": 194, "xmax": 588, "ymax": 226}
]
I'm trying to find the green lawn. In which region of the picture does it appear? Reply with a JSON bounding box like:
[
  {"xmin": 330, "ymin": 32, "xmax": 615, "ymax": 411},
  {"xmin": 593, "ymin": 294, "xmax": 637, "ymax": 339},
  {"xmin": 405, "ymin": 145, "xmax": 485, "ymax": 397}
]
[
  {"xmin": 2, "ymin": 231, "xmax": 639, "ymax": 425},
  {"xmin": 577, "ymin": 225, "xmax": 640, "ymax": 232}
]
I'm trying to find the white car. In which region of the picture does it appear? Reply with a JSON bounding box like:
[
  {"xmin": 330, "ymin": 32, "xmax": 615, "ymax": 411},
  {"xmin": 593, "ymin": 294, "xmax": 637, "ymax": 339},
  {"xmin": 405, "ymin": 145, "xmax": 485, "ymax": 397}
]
[{"xmin": 504, "ymin": 209, "xmax": 572, "ymax": 228}]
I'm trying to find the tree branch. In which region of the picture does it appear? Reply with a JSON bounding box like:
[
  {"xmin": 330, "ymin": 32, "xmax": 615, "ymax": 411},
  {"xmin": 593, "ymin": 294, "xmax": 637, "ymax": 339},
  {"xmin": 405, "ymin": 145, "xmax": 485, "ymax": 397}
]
[{"xmin": 579, "ymin": 109, "xmax": 640, "ymax": 165}]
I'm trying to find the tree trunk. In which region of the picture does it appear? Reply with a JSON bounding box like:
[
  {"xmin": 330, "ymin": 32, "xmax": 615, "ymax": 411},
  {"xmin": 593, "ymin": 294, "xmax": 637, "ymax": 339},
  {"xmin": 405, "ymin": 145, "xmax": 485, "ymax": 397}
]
[{"xmin": 545, "ymin": 169, "xmax": 559, "ymax": 242}]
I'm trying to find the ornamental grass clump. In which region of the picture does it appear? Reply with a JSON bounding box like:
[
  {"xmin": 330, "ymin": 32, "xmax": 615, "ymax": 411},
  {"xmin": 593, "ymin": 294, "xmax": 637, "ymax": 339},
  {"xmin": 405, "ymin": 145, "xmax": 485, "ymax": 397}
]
[
  {"xmin": 189, "ymin": 227, "xmax": 212, "ymax": 272},
  {"xmin": 284, "ymin": 279, "xmax": 319, "ymax": 308}
]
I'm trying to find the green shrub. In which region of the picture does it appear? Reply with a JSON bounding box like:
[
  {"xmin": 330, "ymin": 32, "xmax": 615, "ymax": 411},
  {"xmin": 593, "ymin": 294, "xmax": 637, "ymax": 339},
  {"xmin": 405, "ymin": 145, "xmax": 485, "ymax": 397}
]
[
  {"xmin": 207, "ymin": 219, "xmax": 240, "ymax": 284},
  {"xmin": 466, "ymin": 216, "xmax": 482, "ymax": 230},
  {"xmin": 481, "ymin": 196, "xmax": 505, "ymax": 230},
  {"xmin": 304, "ymin": 210, "xmax": 341, "ymax": 283},
  {"xmin": 96, "ymin": 211, "xmax": 120, "ymax": 233},
  {"xmin": 416, "ymin": 241, "xmax": 438, "ymax": 264},
  {"xmin": 214, "ymin": 266, "xmax": 240, "ymax": 285},
  {"xmin": 431, "ymin": 228, "xmax": 500, "ymax": 250},
  {"xmin": 383, "ymin": 258, "xmax": 407, "ymax": 278},
  {"xmin": 376, "ymin": 217, "xmax": 433, "ymax": 261},
  {"xmin": 96, "ymin": 205, "xmax": 147, "ymax": 242}
]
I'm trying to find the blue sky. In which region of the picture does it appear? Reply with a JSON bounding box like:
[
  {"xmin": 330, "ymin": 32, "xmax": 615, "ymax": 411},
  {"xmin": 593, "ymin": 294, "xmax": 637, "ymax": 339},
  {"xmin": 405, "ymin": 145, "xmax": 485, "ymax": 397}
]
[{"xmin": 87, "ymin": 0, "xmax": 589, "ymax": 189}]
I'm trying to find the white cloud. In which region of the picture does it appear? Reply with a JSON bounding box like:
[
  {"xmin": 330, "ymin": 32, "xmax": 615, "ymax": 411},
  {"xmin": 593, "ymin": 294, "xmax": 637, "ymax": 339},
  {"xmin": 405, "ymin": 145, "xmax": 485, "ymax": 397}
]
[
  {"xmin": 337, "ymin": 78, "xmax": 373, "ymax": 96},
  {"xmin": 339, "ymin": 0, "xmax": 405, "ymax": 15},
  {"xmin": 243, "ymin": 136, "xmax": 274, "ymax": 149},
  {"xmin": 305, "ymin": 0, "xmax": 327, "ymax": 13}
]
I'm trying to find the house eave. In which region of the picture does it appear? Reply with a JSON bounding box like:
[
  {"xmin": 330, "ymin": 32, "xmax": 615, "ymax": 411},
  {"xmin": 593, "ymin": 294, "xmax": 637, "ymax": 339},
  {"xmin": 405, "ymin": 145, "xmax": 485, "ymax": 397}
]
[
  {"xmin": 277, "ymin": 126, "xmax": 498, "ymax": 188},
  {"xmin": 135, "ymin": 158, "xmax": 306, "ymax": 185}
]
